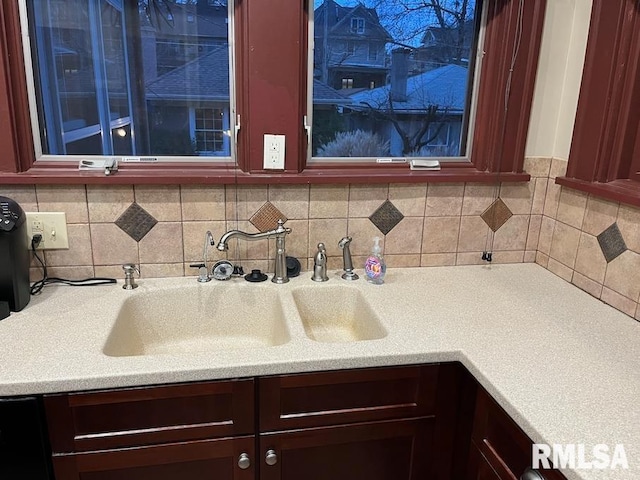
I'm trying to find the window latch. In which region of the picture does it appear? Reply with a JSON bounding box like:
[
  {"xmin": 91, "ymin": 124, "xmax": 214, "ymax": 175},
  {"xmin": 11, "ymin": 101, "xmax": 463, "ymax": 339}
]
[
  {"xmin": 78, "ymin": 158, "xmax": 118, "ymax": 176},
  {"xmin": 303, "ymin": 115, "xmax": 311, "ymax": 144},
  {"xmin": 234, "ymin": 114, "xmax": 241, "ymax": 146}
]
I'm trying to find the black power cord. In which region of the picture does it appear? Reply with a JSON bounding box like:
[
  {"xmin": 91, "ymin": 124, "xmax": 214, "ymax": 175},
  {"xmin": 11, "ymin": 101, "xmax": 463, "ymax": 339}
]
[{"xmin": 30, "ymin": 235, "xmax": 117, "ymax": 295}]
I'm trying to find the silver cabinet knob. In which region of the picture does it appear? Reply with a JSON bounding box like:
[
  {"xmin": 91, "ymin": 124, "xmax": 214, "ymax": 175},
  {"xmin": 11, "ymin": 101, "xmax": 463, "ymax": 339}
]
[
  {"xmin": 265, "ymin": 449, "xmax": 278, "ymax": 466},
  {"xmin": 238, "ymin": 452, "xmax": 251, "ymax": 470}
]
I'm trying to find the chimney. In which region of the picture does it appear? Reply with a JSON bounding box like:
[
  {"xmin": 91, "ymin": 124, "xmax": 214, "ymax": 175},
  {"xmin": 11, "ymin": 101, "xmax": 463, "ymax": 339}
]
[{"xmin": 390, "ymin": 48, "xmax": 410, "ymax": 102}]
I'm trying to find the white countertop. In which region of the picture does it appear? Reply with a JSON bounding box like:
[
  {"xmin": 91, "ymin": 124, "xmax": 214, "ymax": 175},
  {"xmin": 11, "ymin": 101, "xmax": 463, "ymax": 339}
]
[{"xmin": 1, "ymin": 263, "xmax": 638, "ymax": 479}]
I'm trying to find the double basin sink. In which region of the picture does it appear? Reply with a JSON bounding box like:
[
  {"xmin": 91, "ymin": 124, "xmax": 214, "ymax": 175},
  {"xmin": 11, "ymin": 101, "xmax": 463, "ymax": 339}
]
[{"xmin": 103, "ymin": 284, "xmax": 387, "ymax": 357}]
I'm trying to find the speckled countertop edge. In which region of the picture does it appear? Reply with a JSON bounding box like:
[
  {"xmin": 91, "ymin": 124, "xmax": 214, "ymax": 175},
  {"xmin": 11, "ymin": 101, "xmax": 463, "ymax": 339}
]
[{"xmin": 1, "ymin": 263, "xmax": 638, "ymax": 480}]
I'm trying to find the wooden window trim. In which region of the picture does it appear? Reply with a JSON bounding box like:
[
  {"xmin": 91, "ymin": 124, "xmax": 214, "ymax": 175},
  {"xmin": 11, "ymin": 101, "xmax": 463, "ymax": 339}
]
[
  {"xmin": 558, "ymin": 0, "xmax": 640, "ymax": 208},
  {"xmin": 0, "ymin": 0, "xmax": 545, "ymax": 185}
]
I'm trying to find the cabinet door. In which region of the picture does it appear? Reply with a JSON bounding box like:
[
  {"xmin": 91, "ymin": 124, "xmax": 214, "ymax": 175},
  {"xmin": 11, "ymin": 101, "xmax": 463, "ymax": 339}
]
[
  {"xmin": 259, "ymin": 418, "xmax": 433, "ymax": 480},
  {"xmin": 466, "ymin": 445, "xmax": 508, "ymax": 480},
  {"xmin": 52, "ymin": 436, "xmax": 255, "ymax": 480}
]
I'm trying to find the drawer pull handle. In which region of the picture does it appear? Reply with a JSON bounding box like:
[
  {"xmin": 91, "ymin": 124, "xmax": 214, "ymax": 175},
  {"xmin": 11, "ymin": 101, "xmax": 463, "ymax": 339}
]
[
  {"xmin": 265, "ymin": 449, "xmax": 278, "ymax": 466},
  {"xmin": 520, "ymin": 468, "xmax": 546, "ymax": 480},
  {"xmin": 238, "ymin": 453, "xmax": 251, "ymax": 470}
]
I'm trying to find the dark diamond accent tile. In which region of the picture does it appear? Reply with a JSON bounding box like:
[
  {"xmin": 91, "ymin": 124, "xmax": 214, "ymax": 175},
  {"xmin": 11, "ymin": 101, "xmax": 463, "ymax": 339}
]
[
  {"xmin": 250, "ymin": 202, "xmax": 287, "ymax": 232},
  {"xmin": 369, "ymin": 200, "xmax": 404, "ymax": 235},
  {"xmin": 115, "ymin": 203, "xmax": 157, "ymax": 242},
  {"xmin": 597, "ymin": 223, "xmax": 627, "ymax": 263},
  {"xmin": 480, "ymin": 198, "xmax": 513, "ymax": 232}
]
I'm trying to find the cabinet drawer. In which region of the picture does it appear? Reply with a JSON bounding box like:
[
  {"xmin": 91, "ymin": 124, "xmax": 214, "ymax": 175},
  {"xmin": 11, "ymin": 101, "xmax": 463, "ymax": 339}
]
[
  {"xmin": 45, "ymin": 378, "xmax": 254, "ymax": 453},
  {"xmin": 259, "ymin": 365, "xmax": 439, "ymax": 431}
]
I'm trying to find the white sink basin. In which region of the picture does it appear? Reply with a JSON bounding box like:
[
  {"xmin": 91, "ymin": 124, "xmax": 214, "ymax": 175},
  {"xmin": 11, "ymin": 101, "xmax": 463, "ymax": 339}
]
[
  {"xmin": 291, "ymin": 286, "xmax": 387, "ymax": 343},
  {"xmin": 103, "ymin": 285, "xmax": 290, "ymax": 357}
]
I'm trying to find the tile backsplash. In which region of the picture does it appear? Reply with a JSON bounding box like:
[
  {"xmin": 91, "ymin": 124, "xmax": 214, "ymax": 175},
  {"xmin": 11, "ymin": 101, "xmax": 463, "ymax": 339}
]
[{"xmin": 2, "ymin": 156, "xmax": 639, "ymax": 321}]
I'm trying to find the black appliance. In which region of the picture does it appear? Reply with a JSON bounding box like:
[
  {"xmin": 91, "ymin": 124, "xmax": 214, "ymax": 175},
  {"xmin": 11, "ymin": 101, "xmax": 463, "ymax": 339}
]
[
  {"xmin": 0, "ymin": 196, "xmax": 30, "ymax": 312},
  {"xmin": 0, "ymin": 397, "xmax": 53, "ymax": 479}
]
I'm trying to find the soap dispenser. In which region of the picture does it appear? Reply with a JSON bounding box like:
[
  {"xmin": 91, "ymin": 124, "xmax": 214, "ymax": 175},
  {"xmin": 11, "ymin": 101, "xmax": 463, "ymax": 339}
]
[{"xmin": 364, "ymin": 237, "xmax": 386, "ymax": 285}]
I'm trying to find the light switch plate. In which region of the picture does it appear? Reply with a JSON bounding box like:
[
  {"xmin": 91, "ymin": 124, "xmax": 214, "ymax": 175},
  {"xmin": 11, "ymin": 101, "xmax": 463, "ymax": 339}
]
[
  {"xmin": 25, "ymin": 212, "xmax": 69, "ymax": 249},
  {"xmin": 263, "ymin": 134, "xmax": 285, "ymax": 170}
]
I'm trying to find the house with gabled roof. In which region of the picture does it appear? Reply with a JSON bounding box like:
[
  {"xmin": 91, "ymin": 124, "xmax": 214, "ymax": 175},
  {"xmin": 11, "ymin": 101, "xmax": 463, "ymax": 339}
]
[
  {"xmin": 344, "ymin": 49, "xmax": 469, "ymax": 157},
  {"xmin": 314, "ymin": 0, "xmax": 392, "ymax": 91}
]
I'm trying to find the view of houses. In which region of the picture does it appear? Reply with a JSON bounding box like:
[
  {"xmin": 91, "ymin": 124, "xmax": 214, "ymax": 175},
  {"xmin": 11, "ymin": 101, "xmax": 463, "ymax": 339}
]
[{"xmin": 30, "ymin": 0, "xmax": 477, "ymax": 159}]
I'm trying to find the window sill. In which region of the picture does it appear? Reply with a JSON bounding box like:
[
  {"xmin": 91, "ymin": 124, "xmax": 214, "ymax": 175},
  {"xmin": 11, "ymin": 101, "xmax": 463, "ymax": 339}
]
[
  {"xmin": 555, "ymin": 177, "xmax": 640, "ymax": 209},
  {"xmin": 0, "ymin": 161, "xmax": 531, "ymax": 185}
]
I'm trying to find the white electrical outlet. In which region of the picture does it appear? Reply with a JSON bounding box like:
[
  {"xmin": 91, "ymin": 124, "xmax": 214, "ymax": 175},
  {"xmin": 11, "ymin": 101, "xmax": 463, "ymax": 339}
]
[
  {"xmin": 263, "ymin": 134, "xmax": 286, "ymax": 170},
  {"xmin": 25, "ymin": 212, "xmax": 69, "ymax": 250}
]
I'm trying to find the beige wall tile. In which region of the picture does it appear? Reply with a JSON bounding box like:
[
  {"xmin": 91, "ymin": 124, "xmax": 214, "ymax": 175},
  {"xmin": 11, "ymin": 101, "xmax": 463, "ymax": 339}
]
[
  {"xmin": 526, "ymin": 215, "xmax": 542, "ymax": 251},
  {"xmin": 636, "ymin": 304, "xmax": 640, "ymax": 322},
  {"xmin": 309, "ymin": 185, "xmax": 349, "ymax": 218},
  {"xmin": 547, "ymin": 258, "xmax": 573, "ymax": 282},
  {"xmin": 524, "ymin": 251, "xmax": 536, "ymax": 263},
  {"xmin": 422, "ymin": 216, "xmax": 460, "ymax": 253},
  {"xmin": 347, "ymin": 218, "xmax": 384, "ymax": 256},
  {"xmin": 582, "ymin": 195, "xmax": 619, "ymax": 236},
  {"xmin": 617, "ymin": 204, "xmax": 640, "ymax": 254},
  {"xmin": 549, "ymin": 158, "xmax": 568, "ymax": 178},
  {"xmin": 603, "ymin": 251, "xmax": 640, "ymax": 302},
  {"xmin": 389, "ymin": 183, "xmax": 427, "ymax": 217},
  {"xmin": 0, "ymin": 186, "xmax": 38, "ymax": 211},
  {"xmin": 36, "ymin": 185, "xmax": 88, "ymax": 223},
  {"xmin": 139, "ymin": 222, "xmax": 183, "ymax": 264},
  {"xmin": 556, "ymin": 188, "xmax": 587, "ymax": 229},
  {"xmin": 462, "ymin": 184, "xmax": 496, "ymax": 215},
  {"xmin": 456, "ymin": 252, "xmax": 485, "ymax": 265},
  {"xmin": 90, "ymin": 224, "xmax": 138, "ymax": 265},
  {"xmin": 309, "ymin": 218, "xmax": 348, "ymax": 258},
  {"xmin": 348, "ymin": 184, "xmax": 388, "ymax": 217},
  {"xmin": 135, "ymin": 185, "xmax": 181, "ymax": 221},
  {"xmin": 500, "ymin": 182, "xmax": 534, "ymax": 215},
  {"xmin": 87, "ymin": 185, "xmax": 134, "ymax": 222},
  {"xmin": 44, "ymin": 265, "xmax": 95, "ymax": 280},
  {"xmin": 141, "ymin": 263, "xmax": 184, "ymax": 278},
  {"xmin": 549, "ymin": 221, "xmax": 581, "ymax": 268},
  {"xmin": 543, "ymin": 180, "xmax": 561, "ymax": 218},
  {"xmin": 458, "ymin": 216, "xmax": 489, "ymax": 252},
  {"xmin": 182, "ymin": 220, "xmax": 228, "ymax": 263},
  {"xmin": 538, "ymin": 217, "xmax": 555, "ymax": 255},
  {"xmin": 94, "ymin": 265, "xmax": 129, "ymax": 279},
  {"xmin": 386, "ymin": 254, "xmax": 421, "ymax": 268},
  {"xmin": 523, "ymin": 157, "xmax": 551, "ymax": 177},
  {"xmin": 269, "ymin": 185, "xmax": 310, "ymax": 219},
  {"xmin": 493, "ymin": 215, "xmax": 529, "ymax": 251},
  {"xmin": 421, "ymin": 253, "xmax": 456, "ymax": 267},
  {"xmin": 181, "ymin": 185, "xmax": 225, "ymax": 221},
  {"xmin": 574, "ymin": 233, "xmax": 607, "ymax": 283},
  {"xmin": 536, "ymin": 252, "xmax": 549, "ymax": 268},
  {"xmin": 225, "ymin": 185, "xmax": 267, "ymax": 222},
  {"xmin": 45, "ymin": 224, "xmax": 92, "ymax": 266},
  {"xmin": 601, "ymin": 287, "xmax": 637, "ymax": 317},
  {"xmin": 531, "ymin": 178, "xmax": 547, "ymax": 215},
  {"xmin": 425, "ymin": 183, "xmax": 464, "ymax": 216},
  {"xmin": 572, "ymin": 272, "xmax": 603, "ymax": 299},
  {"xmin": 384, "ymin": 217, "xmax": 423, "ymax": 254},
  {"xmin": 492, "ymin": 251, "xmax": 525, "ymax": 264}
]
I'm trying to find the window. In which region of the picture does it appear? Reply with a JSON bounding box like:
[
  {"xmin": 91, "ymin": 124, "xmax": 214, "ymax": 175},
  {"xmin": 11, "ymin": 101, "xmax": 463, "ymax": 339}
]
[
  {"xmin": 341, "ymin": 78, "xmax": 354, "ymax": 89},
  {"xmin": 350, "ymin": 17, "xmax": 365, "ymax": 34},
  {"xmin": 0, "ymin": 0, "xmax": 546, "ymax": 183},
  {"xmin": 310, "ymin": 0, "xmax": 480, "ymax": 160},
  {"xmin": 558, "ymin": 0, "xmax": 640, "ymax": 207},
  {"xmin": 22, "ymin": 0, "xmax": 234, "ymax": 161}
]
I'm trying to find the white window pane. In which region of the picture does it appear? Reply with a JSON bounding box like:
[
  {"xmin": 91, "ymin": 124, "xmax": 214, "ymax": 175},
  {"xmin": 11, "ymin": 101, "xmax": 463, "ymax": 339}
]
[
  {"xmin": 26, "ymin": 0, "xmax": 233, "ymax": 159},
  {"xmin": 311, "ymin": 0, "xmax": 479, "ymax": 159}
]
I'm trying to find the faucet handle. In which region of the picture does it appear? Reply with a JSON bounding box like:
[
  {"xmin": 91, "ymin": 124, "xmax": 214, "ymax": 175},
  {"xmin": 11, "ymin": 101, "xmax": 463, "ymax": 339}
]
[
  {"xmin": 189, "ymin": 263, "xmax": 211, "ymax": 283},
  {"xmin": 122, "ymin": 264, "xmax": 140, "ymax": 290}
]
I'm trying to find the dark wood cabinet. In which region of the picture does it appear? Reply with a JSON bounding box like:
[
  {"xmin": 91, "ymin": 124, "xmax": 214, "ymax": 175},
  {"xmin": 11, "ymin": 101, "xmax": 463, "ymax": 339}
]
[{"xmin": 466, "ymin": 387, "xmax": 567, "ymax": 480}]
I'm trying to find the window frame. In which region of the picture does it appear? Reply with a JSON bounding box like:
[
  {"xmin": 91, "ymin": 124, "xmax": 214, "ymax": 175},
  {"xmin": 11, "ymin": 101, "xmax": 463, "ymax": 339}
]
[
  {"xmin": 0, "ymin": 0, "xmax": 546, "ymax": 185},
  {"xmin": 556, "ymin": 0, "xmax": 640, "ymax": 208}
]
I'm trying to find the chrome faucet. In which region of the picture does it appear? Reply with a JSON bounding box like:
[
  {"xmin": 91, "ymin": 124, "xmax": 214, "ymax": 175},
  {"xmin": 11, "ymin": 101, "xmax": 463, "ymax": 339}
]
[
  {"xmin": 216, "ymin": 219, "xmax": 292, "ymax": 284},
  {"xmin": 190, "ymin": 231, "xmax": 215, "ymax": 282},
  {"xmin": 338, "ymin": 236, "xmax": 358, "ymax": 280},
  {"xmin": 311, "ymin": 243, "xmax": 329, "ymax": 282}
]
